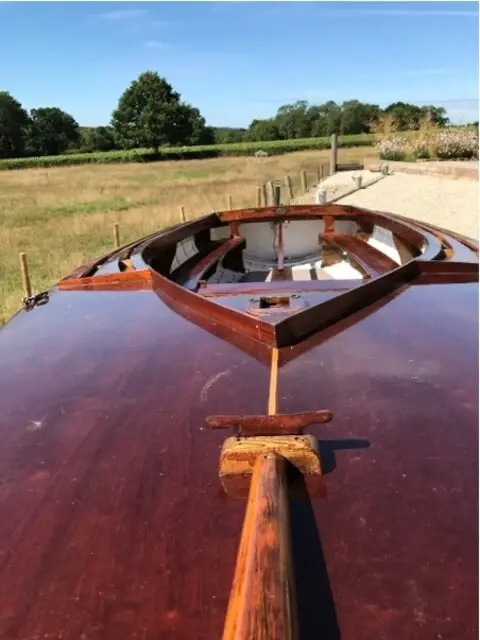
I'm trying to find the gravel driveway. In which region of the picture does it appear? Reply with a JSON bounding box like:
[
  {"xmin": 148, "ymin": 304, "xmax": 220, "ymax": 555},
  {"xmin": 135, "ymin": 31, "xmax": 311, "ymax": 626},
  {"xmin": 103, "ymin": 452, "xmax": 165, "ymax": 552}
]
[{"xmin": 297, "ymin": 171, "xmax": 479, "ymax": 240}]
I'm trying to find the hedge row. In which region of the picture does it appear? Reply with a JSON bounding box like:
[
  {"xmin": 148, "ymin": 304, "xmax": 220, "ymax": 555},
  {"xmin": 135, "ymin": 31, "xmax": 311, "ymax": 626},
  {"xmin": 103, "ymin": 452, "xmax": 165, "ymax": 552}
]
[{"xmin": 0, "ymin": 134, "xmax": 379, "ymax": 171}]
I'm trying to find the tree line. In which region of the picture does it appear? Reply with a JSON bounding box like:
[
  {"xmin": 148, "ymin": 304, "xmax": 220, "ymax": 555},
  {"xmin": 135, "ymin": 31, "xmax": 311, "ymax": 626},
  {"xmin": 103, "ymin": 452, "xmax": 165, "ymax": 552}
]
[
  {"xmin": 0, "ymin": 70, "xmax": 462, "ymax": 159},
  {"xmin": 217, "ymin": 100, "xmax": 451, "ymax": 143},
  {"xmin": 0, "ymin": 71, "xmax": 215, "ymax": 159}
]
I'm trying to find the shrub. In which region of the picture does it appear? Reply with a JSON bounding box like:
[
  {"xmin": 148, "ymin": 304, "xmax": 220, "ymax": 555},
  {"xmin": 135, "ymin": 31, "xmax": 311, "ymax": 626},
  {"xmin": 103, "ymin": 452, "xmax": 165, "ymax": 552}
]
[
  {"xmin": 377, "ymin": 136, "xmax": 409, "ymax": 161},
  {"xmin": 431, "ymin": 130, "xmax": 478, "ymax": 160},
  {"xmin": 411, "ymin": 138, "xmax": 431, "ymax": 159}
]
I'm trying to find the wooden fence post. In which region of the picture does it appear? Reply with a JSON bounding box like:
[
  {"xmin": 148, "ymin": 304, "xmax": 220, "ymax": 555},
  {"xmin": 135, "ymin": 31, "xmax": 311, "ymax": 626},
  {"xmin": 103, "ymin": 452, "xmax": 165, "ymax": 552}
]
[
  {"xmin": 262, "ymin": 184, "xmax": 268, "ymax": 206},
  {"xmin": 180, "ymin": 206, "xmax": 186, "ymax": 222},
  {"xmin": 318, "ymin": 164, "xmax": 326, "ymax": 183},
  {"xmin": 256, "ymin": 186, "xmax": 262, "ymax": 207},
  {"xmin": 113, "ymin": 223, "xmax": 120, "ymax": 249},
  {"xmin": 300, "ymin": 170, "xmax": 307, "ymax": 193},
  {"xmin": 19, "ymin": 252, "xmax": 32, "ymax": 299},
  {"xmin": 284, "ymin": 175, "xmax": 293, "ymax": 201},
  {"xmin": 268, "ymin": 181, "xmax": 275, "ymax": 204},
  {"xmin": 330, "ymin": 133, "xmax": 338, "ymax": 175},
  {"xmin": 273, "ymin": 182, "xmax": 281, "ymax": 206}
]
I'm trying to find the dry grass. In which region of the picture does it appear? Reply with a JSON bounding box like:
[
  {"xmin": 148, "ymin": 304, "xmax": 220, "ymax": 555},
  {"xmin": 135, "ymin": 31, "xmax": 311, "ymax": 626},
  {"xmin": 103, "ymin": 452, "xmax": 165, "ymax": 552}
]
[
  {"xmin": 370, "ymin": 113, "xmax": 398, "ymax": 138},
  {"xmin": 0, "ymin": 146, "xmax": 375, "ymax": 323}
]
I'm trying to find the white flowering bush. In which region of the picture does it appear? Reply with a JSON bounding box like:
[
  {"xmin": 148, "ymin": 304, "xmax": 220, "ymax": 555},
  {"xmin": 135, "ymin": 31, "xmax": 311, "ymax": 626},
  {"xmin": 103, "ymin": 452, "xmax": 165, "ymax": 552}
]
[
  {"xmin": 411, "ymin": 138, "xmax": 431, "ymax": 159},
  {"xmin": 377, "ymin": 136, "xmax": 409, "ymax": 161},
  {"xmin": 377, "ymin": 128, "xmax": 478, "ymax": 162},
  {"xmin": 431, "ymin": 130, "xmax": 478, "ymax": 160}
]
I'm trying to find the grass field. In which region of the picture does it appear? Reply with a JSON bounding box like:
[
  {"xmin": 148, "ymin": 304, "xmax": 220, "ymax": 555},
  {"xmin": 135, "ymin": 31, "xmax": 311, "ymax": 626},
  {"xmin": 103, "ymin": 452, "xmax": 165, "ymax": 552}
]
[{"xmin": 0, "ymin": 146, "xmax": 375, "ymax": 324}]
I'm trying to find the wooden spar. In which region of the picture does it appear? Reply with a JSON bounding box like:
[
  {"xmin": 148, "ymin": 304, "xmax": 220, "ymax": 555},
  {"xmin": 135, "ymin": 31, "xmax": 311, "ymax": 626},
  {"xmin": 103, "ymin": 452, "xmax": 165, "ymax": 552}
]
[{"xmin": 221, "ymin": 453, "xmax": 299, "ymax": 640}]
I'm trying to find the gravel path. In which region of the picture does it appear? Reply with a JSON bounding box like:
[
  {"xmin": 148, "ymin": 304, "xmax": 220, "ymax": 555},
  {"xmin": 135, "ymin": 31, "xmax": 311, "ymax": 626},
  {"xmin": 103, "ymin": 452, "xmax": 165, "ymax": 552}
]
[{"xmin": 296, "ymin": 171, "xmax": 479, "ymax": 239}]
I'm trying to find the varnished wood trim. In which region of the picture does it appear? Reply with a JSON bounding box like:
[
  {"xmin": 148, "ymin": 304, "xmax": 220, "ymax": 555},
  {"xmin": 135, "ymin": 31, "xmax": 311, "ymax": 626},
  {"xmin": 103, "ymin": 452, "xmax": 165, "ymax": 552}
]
[
  {"xmin": 198, "ymin": 280, "xmax": 361, "ymax": 297},
  {"xmin": 418, "ymin": 260, "xmax": 479, "ymax": 275},
  {"xmin": 152, "ymin": 271, "xmax": 277, "ymax": 346},
  {"xmin": 61, "ymin": 213, "xmax": 221, "ymax": 281},
  {"xmin": 219, "ymin": 204, "xmax": 442, "ymax": 259},
  {"xmin": 218, "ymin": 204, "xmax": 341, "ymax": 223},
  {"xmin": 222, "ymin": 454, "xmax": 299, "ymax": 640},
  {"xmin": 268, "ymin": 348, "xmax": 279, "ymax": 415},
  {"xmin": 141, "ymin": 213, "xmax": 221, "ymax": 259},
  {"xmin": 57, "ymin": 269, "xmax": 153, "ymax": 291},
  {"xmin": 273, "ymin": 260, "xmax": 421, "ymax": 347},
  {"xmin": 320, "ymin": 232, "xmax": 399, "ymax": 278},
  {"xmin": 184, "ymin": 237, "xmax": 246, "ymax": 291},
  {"xmin": 206, "ymin": 410, "xmax": 333, "ymax": 436}
]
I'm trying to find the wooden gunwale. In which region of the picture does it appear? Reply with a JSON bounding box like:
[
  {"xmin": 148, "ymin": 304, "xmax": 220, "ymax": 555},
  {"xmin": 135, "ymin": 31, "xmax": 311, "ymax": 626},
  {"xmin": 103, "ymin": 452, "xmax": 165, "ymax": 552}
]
[
  {"xmin": 218, "ymin": 204, "xmax": 443, "ymax": 260},
  {"xmin": 61, "ymin": 212, "xmax": 221, "ymax": 281}
]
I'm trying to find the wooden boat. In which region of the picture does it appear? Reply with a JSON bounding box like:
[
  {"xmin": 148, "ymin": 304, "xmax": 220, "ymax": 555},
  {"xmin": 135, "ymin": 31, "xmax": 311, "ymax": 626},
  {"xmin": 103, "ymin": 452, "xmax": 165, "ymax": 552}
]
[{"xmin": 0, "ymin": 202, "xmax": 477, "ymax": 639}]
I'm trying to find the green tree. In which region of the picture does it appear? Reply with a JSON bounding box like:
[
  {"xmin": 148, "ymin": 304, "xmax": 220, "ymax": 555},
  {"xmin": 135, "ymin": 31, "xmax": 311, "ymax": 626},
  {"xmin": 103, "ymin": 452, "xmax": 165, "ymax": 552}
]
[
  {"xmin": 384, "ymin": 102, "xmax": 424, "ymax": 130},
  {"xmin": 214, "ymin": 127, "xmax": 246, "ymax": 144},
  {"xmin": 420, "ymin": 105, "xmax": 449, "ymax": 127},
  {"xmin": 319, "ymin": 101, "xmax": 342, "ymax": 136},
  {"xmin": 27, "ymin": 107, "xmax": 80, "ymax": 156},
  {"xmin": 340, "ymin": 100, "xmax": 380, "ymax": 135},
  {"xmin": 244, "ymin": 118, "xmax": 280, "ymax": 141},
  {"xmin": 0, "ymin": 91, "xmax": 30, "ymax": 158},
  {"xmin": 275, "ymin": 101, "xmax": 311, "ymax": 139},
  {"xmin": 80, "ymin": 126, "xmax": 117, "ymax": 152},
  {"xmin": 111, "ymin": 71, "xmax": 212, "ymax": 151},
  {"xmin": 174, "ymin": 104, "xmax": 215, "ymax": 145}
]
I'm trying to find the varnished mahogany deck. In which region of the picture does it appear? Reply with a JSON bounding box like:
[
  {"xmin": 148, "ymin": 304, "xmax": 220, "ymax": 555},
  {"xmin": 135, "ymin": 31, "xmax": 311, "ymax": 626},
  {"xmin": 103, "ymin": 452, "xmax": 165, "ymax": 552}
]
[{"xmin": 0, "ymin": 210, "xmax": 477, "ymax": 640}]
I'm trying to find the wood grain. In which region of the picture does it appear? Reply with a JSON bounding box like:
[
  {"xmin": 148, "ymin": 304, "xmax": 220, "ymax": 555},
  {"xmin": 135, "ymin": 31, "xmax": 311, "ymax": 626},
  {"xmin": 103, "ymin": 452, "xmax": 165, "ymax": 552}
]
[
  {"xmin": 219, "ymin": 435, "xmax": 322, "ymax": 478},
  {"xmin": 320, "ymin": 232, "xmax": 399, "ymax": 278},
  {"xmin": 268, "ymin": 348, "xmax": 279, "ymax": 414},
  {"xmin": 57, "ymin": 269, "xmax": 153, "ymax": 290},
  {"xmin": 222, "ymin": 453, "xmax": 299, "ymax": 640},
  {"xmin": 206, "ymin": 410, "xmax": 333, "ymax": 436},
  {"xmin": 0, "ymin": 206, "xmax": 477, "ymax": 640},
  {"xmin": 184, "ymin": 237, "xmax": 245, "ymax": 291}
]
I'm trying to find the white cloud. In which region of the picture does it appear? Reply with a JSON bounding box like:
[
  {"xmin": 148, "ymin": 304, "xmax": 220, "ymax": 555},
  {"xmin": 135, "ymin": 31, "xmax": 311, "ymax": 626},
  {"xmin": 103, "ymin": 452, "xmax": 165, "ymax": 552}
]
[
  {"xmin": 262, "ymin": 5, "xmax": 478, "ymax": 18},
  {"xmin": 96, "ymin": 8, "xmax": 148, "ymax": 21},
  {"xmin": 144, "ymin": 40, "xmax": 173, "ymax": 49},
  {"xmin": 397, "ymin": 68, "xmax": 456, "ymax": 78},
  {"xmin": 322, "ymin": 8, "xmax": 478, "ymax": 17}
]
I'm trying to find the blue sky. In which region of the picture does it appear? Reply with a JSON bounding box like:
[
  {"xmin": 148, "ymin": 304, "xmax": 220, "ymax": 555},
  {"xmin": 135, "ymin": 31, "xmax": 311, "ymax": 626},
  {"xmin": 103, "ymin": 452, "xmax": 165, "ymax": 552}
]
[{"xmin": 0, "ymin": 1, "xmax": 478, "ymax": 127}]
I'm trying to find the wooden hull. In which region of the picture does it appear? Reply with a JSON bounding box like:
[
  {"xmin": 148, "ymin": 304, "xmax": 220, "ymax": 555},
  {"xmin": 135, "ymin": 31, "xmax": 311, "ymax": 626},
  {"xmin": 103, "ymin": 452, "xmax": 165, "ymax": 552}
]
[{"xmin": 0, "ymin": 204, "xmax": 477, "ymax": 639}]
